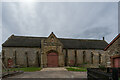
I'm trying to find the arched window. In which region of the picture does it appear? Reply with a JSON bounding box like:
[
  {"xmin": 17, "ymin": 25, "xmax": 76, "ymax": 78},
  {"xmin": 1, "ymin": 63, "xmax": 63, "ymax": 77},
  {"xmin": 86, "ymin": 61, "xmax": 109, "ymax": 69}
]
[
  {"xmin": 83, "ymin": 51, "xmax": 86, "ymax": 63},
  {"xmin": 99, "ymin": 54, "xmax": 101, "ymax": 64},
  {"xmin": 91, "ymin": 52, "xmax": 93, "ymax": 64}
]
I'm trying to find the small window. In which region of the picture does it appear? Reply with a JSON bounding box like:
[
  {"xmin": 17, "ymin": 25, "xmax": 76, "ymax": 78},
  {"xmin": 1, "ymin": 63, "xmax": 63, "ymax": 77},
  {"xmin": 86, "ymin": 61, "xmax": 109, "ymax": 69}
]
[
  {"xmin": 83, "ymin": 51, "xmax": 86, "ymax": 63},
  {"xmin": 14, "ymin": 51, "xmax": 17, "ymax": 65},
  {"xmin": 99, "ymin": 54, "xmax": 102, "ymax": 64},
  {"xmin": 91, "ymin": 52, "xmax": 93, "ymax": 64}
]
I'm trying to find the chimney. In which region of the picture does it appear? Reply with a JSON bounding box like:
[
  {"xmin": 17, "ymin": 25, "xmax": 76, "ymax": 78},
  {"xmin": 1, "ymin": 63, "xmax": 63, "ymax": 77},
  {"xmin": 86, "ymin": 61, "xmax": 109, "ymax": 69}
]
[{"xmin": 103, "ymin": 37, "xmax": 105, "ymax": 40}]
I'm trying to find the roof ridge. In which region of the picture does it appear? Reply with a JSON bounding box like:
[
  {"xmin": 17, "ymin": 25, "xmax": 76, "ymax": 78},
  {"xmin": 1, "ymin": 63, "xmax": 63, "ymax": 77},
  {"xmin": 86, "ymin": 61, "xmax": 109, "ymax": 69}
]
[
  {"xmin": 2, "ymin": 34, "xmax": 108, "ymax": 50},
  {"xmin": 13, "ymin": 35, "xmax": 47, "ymax": 38},
  {"xmin": 58, "ymin": 38, "xmax": 103, "ymax": 41},
  {"xmin": 13, "ymin": 35, "xmax": 103, "ymax": 41}
]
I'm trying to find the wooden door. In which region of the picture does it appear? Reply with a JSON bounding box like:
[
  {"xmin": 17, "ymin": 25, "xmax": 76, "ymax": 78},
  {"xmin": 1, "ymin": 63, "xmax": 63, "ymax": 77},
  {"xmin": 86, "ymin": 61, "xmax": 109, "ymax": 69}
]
[
  {"xmin": 113, "ymin": 58, "xmax": 120, "ymax": 67},
  {"xmin": 47, "ymin": 53, "xmax": 58, "ymax": 67}
]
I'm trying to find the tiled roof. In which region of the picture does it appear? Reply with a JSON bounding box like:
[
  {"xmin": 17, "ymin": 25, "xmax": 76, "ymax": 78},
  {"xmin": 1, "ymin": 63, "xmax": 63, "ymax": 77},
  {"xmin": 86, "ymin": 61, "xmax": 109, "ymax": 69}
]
[
  {"xmin": 104, "ymin": 33, "xmax": 120, "ymax": 51},
  {"xmin": 2, "ymin": 35, "xmax": 108, "ymax": 50}
]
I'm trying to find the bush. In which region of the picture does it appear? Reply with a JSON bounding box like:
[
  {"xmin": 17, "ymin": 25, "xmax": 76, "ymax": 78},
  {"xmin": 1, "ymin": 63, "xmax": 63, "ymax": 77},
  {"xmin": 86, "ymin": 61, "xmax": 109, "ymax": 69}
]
[
  {"xmin": 99, "ymin": 65, "xmax": 106, "ymax": 71},
  {"xmin": 83, "ymin": 62, "xmax": 88, "ymax": 64}
]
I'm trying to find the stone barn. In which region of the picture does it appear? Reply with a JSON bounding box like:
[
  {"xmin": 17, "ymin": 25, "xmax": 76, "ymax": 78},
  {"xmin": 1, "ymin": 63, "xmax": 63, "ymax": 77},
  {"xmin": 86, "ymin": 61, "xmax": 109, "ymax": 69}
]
[
  {"xmin": 104, "ymin": 33, "xmax": 120, "ymax": 67},
  {"xmin": 2, "ymin": 32, "xmax": 108, "ymax": 68}
]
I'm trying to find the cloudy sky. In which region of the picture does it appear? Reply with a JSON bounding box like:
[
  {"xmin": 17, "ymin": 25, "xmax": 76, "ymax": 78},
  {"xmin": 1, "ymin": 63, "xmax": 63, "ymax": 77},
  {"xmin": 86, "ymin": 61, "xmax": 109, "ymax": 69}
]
[{"xmin": 1, "ymin": 2, "xmax": 118, "ymax": 50}]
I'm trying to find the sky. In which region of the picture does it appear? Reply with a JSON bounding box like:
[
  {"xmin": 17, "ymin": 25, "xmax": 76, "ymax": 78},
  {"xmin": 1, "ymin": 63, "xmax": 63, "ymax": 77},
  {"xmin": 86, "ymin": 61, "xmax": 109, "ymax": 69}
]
[{"xmin": 1, "ymin": 2, "xmax": 119, "ymax": 51}]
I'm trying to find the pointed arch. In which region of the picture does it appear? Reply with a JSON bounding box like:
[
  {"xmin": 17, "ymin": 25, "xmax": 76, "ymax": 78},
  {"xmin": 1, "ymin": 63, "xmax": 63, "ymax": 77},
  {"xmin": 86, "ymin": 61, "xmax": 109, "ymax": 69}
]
[{"xmin": 46, "ymin": 50, "xmax": 58, "ymax": 54}]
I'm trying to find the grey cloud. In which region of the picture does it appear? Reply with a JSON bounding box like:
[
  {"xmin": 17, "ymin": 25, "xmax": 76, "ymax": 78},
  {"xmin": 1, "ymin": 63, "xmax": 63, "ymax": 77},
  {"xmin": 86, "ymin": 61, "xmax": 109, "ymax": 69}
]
[
  {"xmin": 0, "ymin": 3, "xmax": 2, "ymax": 51},
  {"xmin": 118, "ymin": 1, "xmax": 120, "ymax": 33},
  {"xmin": 82, "ymin": 27, "xmax": 111, "ymax": 39},
  {"xmin": 2, "ymin": 2, "xmax": 118, "ymax": 45}
]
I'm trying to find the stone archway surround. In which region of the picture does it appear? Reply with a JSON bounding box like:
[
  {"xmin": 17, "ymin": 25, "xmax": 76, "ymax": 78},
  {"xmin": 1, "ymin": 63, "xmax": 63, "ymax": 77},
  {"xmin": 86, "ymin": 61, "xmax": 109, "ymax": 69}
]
[
  {"xmin": 41, "ymin": 49, "xmax": 64, "ymax": 68},
  {"xmin": 41, "ymin": 32, "xmax": 64, "ymax": 68}
]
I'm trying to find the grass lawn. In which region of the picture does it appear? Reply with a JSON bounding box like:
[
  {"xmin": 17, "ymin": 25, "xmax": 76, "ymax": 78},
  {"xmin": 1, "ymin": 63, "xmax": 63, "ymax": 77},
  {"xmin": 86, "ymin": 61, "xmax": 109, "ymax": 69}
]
[
  {"xmin": 66, "ymin": 67, "xmax": 87, "ymax": 72},
  {"xmin": 7, "ymin": 67, "xmax": 42, "ymax": 72}
]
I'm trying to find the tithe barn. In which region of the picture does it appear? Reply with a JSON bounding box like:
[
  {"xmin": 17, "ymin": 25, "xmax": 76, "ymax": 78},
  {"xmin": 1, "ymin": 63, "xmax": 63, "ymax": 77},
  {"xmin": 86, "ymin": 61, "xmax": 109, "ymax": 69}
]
[{"xmin": 2, "ymin": 32, "xmax": 108, "ymax": 68}]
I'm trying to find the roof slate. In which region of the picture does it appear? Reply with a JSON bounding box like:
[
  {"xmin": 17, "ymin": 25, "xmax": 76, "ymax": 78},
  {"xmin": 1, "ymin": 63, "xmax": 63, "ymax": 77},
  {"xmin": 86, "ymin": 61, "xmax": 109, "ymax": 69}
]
[{"xmin": 2, "ymin": 35, "xmax": 108, "ymax": 50}]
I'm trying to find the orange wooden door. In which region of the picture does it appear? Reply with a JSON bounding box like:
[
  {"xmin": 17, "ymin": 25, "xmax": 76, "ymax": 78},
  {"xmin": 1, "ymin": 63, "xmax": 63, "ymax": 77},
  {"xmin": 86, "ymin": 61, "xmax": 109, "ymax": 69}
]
[{"xmin": 47, "ymin": 53, "xmax": 58, "ymax": 67}]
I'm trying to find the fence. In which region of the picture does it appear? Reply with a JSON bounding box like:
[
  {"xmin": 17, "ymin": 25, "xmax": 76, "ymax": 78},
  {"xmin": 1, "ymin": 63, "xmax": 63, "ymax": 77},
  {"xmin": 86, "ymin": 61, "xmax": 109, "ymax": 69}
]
[{"xmin": 87, "ymin": 68, "xmax": 120, "ymax": 80}]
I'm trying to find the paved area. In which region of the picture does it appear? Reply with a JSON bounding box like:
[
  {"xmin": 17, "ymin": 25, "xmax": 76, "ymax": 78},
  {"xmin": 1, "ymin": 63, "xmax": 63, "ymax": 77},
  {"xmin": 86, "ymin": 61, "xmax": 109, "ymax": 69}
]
[
  {"xmin": 8, "ymin": 67, "xmax": 87, "ymax": 78},
  {"xmin": 41, "ymin": 67, "xmax": 67, "ymax": 71}
]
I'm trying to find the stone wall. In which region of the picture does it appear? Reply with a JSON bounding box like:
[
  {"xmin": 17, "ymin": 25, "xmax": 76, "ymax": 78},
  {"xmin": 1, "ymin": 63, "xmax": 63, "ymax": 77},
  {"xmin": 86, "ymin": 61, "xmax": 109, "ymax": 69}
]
[
  {"xmin": 76, "ymin": 50, "xmax": 83, "ymax": 65},
  {"xmin": 63, "ymin": 49, "xmax": 106, "ymax": 67},
  {"xmin": 105, "ymin": 37, "xmax": 120, "ymax": 56},
  {"xmin": 105, "ymin": 37, "xmax": 120, "ymax": 67},
  {"xmin": 2, "ymin": 47, "xmax": 41, "ymax": 67},
  {"xmin": 2, "ymin": 46, "xmax": 106, "ymax": 68},
  {"xmin": 67, "ymin": 49, "xmax": 75, "ymax": 66}
]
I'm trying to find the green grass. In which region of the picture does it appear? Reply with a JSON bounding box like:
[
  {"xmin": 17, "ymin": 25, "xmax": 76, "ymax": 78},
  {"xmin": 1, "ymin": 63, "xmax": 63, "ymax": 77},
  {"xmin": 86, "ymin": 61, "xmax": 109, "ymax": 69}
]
[
  {"xmin": 66, "ymin": 67, "xmax": 87, "ymax": 72},
  {"xmin": 19, "ymin": 67, "xmax": 42, "ymax": 72},
  {"xmin": 5, "ymin": 67, "xmax": 42, "ymax": 72}
]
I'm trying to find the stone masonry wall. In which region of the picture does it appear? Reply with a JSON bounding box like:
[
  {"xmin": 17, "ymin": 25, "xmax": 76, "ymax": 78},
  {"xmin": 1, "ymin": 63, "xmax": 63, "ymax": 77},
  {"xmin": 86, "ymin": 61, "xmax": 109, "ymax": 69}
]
[
  {"xmin": 2, "ymin": 46, "xmax": 106, "ymax": 68},
  {"xmin": 63, "ymin": 49, "xmax": 105, "ymax": 67},
  {"xmin": 105, "ymin": 37, "xmax": 120, "ymax": 67},
  {"xmin": 67, "ymin": 49, "xmax": 75, "ymax": 66},
  {"xmin": 106, "ymin": 38, "xmax": 120, "ymax": 56},
  {"xmin": 2, "ymin": 47, "xmax": 41, "ymax": 67}
]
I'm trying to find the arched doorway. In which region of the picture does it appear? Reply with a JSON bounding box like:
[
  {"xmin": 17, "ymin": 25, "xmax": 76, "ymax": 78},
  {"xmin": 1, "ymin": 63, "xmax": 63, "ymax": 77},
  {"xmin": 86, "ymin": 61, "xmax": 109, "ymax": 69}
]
[{"xmin": 47, "ymin": 51, "xmax": 58, "ymax": 67}]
